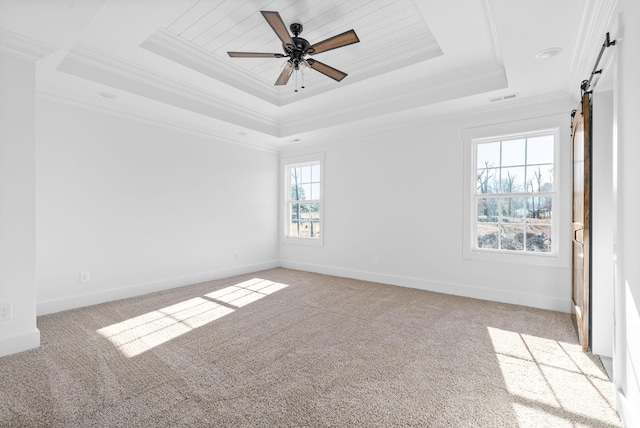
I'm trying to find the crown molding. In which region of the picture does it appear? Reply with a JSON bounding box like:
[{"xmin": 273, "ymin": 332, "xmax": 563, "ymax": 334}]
[
  {"xmin": 280, "ymin": 59, "xmax": 507, "ymax": 137},
  {"xmin": 36, "ymin": 87, "xmax": 279, "ymax": 154},
  {"xmin": 279, "ymin": 92, "xmax": 575, "ymax": 151},
  {"xmin": 57, "ymin": 43, "xmax": 280, "ymax": 136},
  {"xmin": 483, "ymin": 0, "xmax": 504, "ymax": 64},
  {"xmin": 141, "ymin": 28, "xmax": 279, "ymax": 105},
  {"xmin": 0, "ymin": 28, "xmax": 57, "ymax": 62},
  {"xmin": 567, "ymin": 0, "xmax": 619, "ymax": 95}
]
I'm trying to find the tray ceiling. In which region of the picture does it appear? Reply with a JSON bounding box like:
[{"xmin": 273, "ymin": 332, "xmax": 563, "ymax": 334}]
[
  {"xmin": 0, "ymin": 0, "xmax": 595, "ymax": 148},
  {"xmin": 142, "ymin": 0, "xmax": 442, "ymax": 105}
]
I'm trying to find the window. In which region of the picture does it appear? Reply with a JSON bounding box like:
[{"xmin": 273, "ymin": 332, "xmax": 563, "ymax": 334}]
[
  {"xmin": 462, "ymin": 115, "xmax": 569, "ymax": 267},
  {"xmin": 282, "ymin": 153, "xmax": 324, "ymax": 245},
  {"xmin": 474, "ymin": 131, "xmax": 556, "ymax": 254}
]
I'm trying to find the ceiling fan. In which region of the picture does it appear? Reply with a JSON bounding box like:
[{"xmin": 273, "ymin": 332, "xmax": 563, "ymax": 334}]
[{"xmin": 227, "ymin": 11, "xmax": 360, "ymax": 91}]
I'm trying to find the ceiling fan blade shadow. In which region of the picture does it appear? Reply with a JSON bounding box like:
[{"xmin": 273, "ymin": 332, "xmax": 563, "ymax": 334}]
[
  {"xmin": 228, "ymin": 52, "xmax": 286, "ymax": 58},
  {"xmin": 261, "ymin": 11, "xmax": 294, "ymax": 50},
  {"xmin": 275, "ymin": 61, "xmax": 293, "ymax": 85},
  {"xmin": 307, "ymin": 59, "xmax": 347, "ymax": 82},
  {"xmin": 308, "ymin": 29, "xmax": 359, "ymax": 55}
]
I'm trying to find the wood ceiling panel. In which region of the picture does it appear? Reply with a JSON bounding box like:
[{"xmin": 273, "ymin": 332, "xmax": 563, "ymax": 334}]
[
  {"xmin": 157, "ymin": 0, "xmax": 442, "ymax": 97},
  {"xmin": 294, "ymin": 0, "xmax": 373, "ymax": 41},
  {"xmin": 172, "ymin": 1, "xmax": 238, "ymax": 42},
  {"xmin": 165, "ymin": 0, "xmax": 225, "ymax": 36}
]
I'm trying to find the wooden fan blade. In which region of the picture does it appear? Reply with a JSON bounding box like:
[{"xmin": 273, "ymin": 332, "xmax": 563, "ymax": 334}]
[
  {"xmin": 228, "ymin": 52, "xmax": 286, "ymax": 58},
  {"xmin": 308, "ymin": 29, "xmax": 359, "ymax": 55},
  {"xmin": 307, "ymin": 59, "xmax": 347, "ymax": 82},
  {"xmin": 261, "ymin": 11, "xmax": 294, "ymax": 49},
  {"xmin": 275, "ymin": 61, "xmax": 293, "ymax": 85}
]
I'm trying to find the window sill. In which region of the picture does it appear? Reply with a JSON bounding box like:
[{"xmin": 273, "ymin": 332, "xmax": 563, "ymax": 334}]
[
  {"xmin": 464, "ymin": 247, "xmax": 563, "ymax": 267},
  {"xmin": 282, "ymin": 236, "xmax": 324, "ymax": 247}
]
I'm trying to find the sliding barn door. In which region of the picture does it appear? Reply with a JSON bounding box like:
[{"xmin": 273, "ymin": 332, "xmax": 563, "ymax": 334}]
[{"xmin": 571, "ymin": 92, "xmax": 592, "ymax": 351}]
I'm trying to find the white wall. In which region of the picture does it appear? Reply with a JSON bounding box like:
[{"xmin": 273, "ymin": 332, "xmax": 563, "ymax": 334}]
[
  {"xmin": 0, "ymin": 52, "xmax": 39, "ymax": 357},
  {"xmin": 35, "ymin": 99, "xmax": 279, "ymax": 314},
  {"xmin": 592, "ymin": 87, "xmax": 614, "ymax": 358},
  {"xmin": 613, "ymin": 0, "xmax": 640, "ymax": 425},
  {"xmin": 280, "ymin": 100, "xmax": 573, "ymax": 312}
]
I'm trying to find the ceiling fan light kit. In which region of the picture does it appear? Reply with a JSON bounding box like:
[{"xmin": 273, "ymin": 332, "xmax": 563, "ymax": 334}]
[{"xmin": 227, "ymin": 11, "xmax": 360, "ymax": 92}]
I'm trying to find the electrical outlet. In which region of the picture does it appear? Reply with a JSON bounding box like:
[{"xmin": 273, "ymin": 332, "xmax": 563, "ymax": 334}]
[
  {"xmin": 80, "ymin": 272, "xmax": 91, "ymax": 284},
  {"xmin": 0, "ymin": 302, "xmax": 12, "ymax": 321},
  {"xmin": 373, "ymin": 257, "xmax": 379, "ymax": 266}
]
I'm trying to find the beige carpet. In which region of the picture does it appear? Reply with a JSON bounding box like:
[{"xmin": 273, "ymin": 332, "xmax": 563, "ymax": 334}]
[{"xmin": 0, "ymin": 268, "xmax": 621, "ymax": 427}]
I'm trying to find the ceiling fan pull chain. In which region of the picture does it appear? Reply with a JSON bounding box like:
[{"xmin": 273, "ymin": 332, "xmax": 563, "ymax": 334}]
[{"xmin": 294, "ymin": 69, "xmax": 298, "ymax": 92}]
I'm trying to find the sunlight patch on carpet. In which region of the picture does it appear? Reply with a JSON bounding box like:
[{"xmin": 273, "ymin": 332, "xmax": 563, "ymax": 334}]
[
  {"xmin": 98, "ymin": 278, "xmax": 288, "ymax": 357},
  {"xmin": 205, "ymin": 277, "xmax": 289, "ymax": 308},
  {"xmin": 487, "ymin": 327, "xmax": 620, "ymax": 427}
]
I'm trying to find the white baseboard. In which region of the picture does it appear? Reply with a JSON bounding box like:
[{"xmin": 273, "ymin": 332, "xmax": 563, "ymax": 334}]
[
  {"xmin": 0, "ymin": 328, "xmax": 40, "ymax": 358},
  {"xmin": 36, "ymin": 259, "xmax": 571, "ymax": 316},
  {"xmin": 279, "ymin": 260, "xmax": 572, "ymax": 313},
  {"xmin": 37, "ymin": 260, "xmax": 279, "ymax": 316}
]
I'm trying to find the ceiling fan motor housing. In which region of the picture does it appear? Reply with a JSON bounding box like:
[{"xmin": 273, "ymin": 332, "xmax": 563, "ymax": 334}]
[{"xmin": 288, "ymin": 36, "xmax": 311, "ymax": 55}]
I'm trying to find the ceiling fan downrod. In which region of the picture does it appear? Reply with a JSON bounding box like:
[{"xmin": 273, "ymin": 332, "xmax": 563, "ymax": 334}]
[{"xmin": 290, "ymin": 22, "xmax": 303, "ymax": 37}]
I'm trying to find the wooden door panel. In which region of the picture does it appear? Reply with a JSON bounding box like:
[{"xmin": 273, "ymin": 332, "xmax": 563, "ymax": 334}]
[{"xmin": 571, "ymin": 93, "xmax": 591, "ymax": 351}]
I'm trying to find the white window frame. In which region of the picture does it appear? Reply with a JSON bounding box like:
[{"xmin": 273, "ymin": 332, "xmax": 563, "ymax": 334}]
[
  {"xmin": 280, "ymin": 153, "xmax": 325, "ymax": 247},
  {"xmin": 462, "ymin": 115, "xmax": 570, "ymax": 267}
]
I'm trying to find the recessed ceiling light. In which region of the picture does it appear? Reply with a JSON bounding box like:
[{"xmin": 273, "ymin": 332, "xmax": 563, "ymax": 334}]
[
  {"xmin": 98, "ymin": 91, "xmax": 117, "ymax": 100},
  {"xmin": 534, "ymin": 47, "xmax": 563, "ymax": 60}
]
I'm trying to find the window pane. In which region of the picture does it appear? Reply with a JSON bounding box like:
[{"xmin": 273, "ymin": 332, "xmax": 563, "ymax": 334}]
[
  {"xmin": 294, "ymin": 203, "xmax": 320, "ymax": 238},
  {"xmin": 291, "ymin": 167, "xmax": 302, "ymax": 183},
  {"xmin": 290, "ymin": 202, "xmax": 300, "ymax": 237},
  {"xmin": 291, "ymin": 184, "xmax": 304, "ymax": 200},
  {"xmin": 290, "ymin": 203, "xmax": 301, "ymax": 220},
  {"xmin": 526, "ymin": 164, "xmax": 553, "ymax": 192},
  {"xmin": 500, "ymin": 167, "xmax": 525, "ymax": 193},
  {"xmin": 527, "ymin": 135, "xmax": 554, "ymax": 165},
  {"xmin": 502, "ymin": 197, "xmax": 525, "ymax": 220},
  {"xmin": 290, "ymin": 202, "xmax": 320, "ymax": 238},
  {"xmin": 501, "ymin": 224, "xmax": 525, "ymax": 251},
  {"xmin": 297, "ymin": 220, "xmax": 311, "ymax": 238},
  {"xmin": 311, "ymin": 183, "xmax": 320, "ymax": 200},
  {"xmin": 477, "ymin": 167, "xmax": 499, "ymax": 194},
  {"xmin": 311, "ymin": 164, "xmax": 320, "ymax": 182},
  {"xmin": 300, "ymin": 165, "xmax": 312, "ymax": 183},
  {"xmin": 501, "ymin": 139, "xmax": 526, "ymax": 167},
  {"xmin": 477, "ymin": 142, "xmax": 500, "ymax": 168},
  {"xmin": 301, "ymin": 184, "xmax": 311, "ymax": 200},
  {"xmin": 525, "ymin": 225, "xmax": 552, "ymax": 252},
  {"xmin": 477, "ymin": 198, "xmax": 499, "ymax": 222},
  {"xmin": 527, "ymin": 197, "xmax": 554, "ymax": 222},
  {"xmin": 537, "ymin": 197, "xmax": 552, "ymax": 220},
  {"xmin": 477, "ymin": 223, "xmax": 499, "ymax": 249}
]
